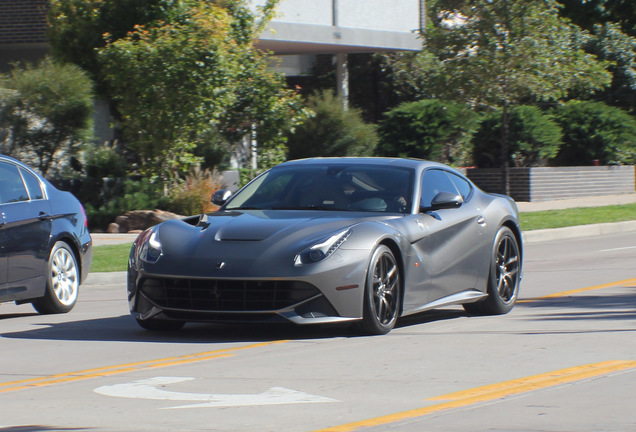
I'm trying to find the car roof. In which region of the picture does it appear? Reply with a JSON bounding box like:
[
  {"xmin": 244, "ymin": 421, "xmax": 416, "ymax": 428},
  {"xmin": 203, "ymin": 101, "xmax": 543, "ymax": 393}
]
[
  {"xmin": 278, "ymin": 157, "xmax": 445, "ymax": 170},
  {"xmin": 0, "ymin": 154, "xmax": 23, "ymax": 165},
  {"xmin": 277, "ymin": 157, "xmax": 465, "ymax": 177},
  {"xmin": 0, "ymin": 154, "xmax": 47, "ymax": 181}
]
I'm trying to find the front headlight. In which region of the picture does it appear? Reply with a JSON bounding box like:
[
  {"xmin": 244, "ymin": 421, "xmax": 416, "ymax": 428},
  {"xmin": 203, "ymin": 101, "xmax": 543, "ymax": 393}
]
[
  {"xmin": 294, "ymin": 228, "xmax": 351, "ymax": 266},
  {"xmin": 136, "ymin": 227, "xmax": 162, "ymax": 263}
]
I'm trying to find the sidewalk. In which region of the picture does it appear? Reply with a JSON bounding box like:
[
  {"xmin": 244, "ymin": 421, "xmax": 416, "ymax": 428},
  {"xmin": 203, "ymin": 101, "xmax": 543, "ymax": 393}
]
[
  {"xmin": 516, "ymin": 192, "xmax": 636, "ymax": 212},
  {"xmin": 91, "ymin": 232, "xmax": 138, "ymax": 247},
  {"xmin": 91, "ymin": 193, "xmax": 636, "ymax": 247}
]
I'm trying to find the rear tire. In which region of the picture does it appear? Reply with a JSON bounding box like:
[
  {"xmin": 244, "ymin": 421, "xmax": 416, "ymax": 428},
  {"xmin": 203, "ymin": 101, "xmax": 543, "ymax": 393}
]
[
  {"xmin": 464, "ymin": 226, "xmax": 520, "ymax": 315},
  {"xmin": 33, "ymin": 242, "xmax": 80, "ymax": 314},
  {"xmin": 357, "ymin": 245, "xmax": 401, "ymax": 335}
]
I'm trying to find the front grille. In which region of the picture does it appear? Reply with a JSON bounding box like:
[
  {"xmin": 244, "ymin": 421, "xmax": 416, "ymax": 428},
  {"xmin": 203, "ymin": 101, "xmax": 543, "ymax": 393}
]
[{"xmin": 139, "ymin": 277, "xmax": 321, "ymax": 312}]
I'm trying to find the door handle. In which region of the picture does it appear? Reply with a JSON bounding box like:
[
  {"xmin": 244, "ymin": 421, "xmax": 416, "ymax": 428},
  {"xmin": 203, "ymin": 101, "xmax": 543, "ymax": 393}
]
[
  {"xmin": 37, "ymin": 212, "xmax": 52, "ymax": 221},
  {"xmin": 477, "ymin": 216, "xmax": 486, "ymax": 226}
]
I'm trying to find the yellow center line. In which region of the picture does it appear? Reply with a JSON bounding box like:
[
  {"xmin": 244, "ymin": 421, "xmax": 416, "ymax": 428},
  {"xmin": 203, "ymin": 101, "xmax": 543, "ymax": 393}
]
[
  {"xmin": 0, "ymin": 340, "xmax": 287, "ymax": 394},
  {"xmin": 518, "ymin": 277, "xmax": 636, "ymax": 303},
  {"xmin": 313, "ymin": 360, "xmax": 636, "ymax": 432}
]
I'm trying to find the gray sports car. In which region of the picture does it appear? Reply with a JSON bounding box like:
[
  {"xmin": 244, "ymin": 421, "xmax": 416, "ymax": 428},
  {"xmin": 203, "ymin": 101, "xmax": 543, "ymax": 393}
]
[{"xmin": 127, "ymin": 158, "xmax": 522, "ymax": 335}]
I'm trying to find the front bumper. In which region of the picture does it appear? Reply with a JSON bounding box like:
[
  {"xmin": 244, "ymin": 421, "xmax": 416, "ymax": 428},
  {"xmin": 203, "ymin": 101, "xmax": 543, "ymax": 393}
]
[{"xmin": 127, "ymin": 248, "xmax": 370, "ymax": 326}]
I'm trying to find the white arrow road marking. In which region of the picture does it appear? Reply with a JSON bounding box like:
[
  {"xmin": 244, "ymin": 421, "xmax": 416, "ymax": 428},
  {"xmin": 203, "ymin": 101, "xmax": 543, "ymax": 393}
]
[{"xmin": 94, "ymin": 376, "xmax": 338, "ymax": 409}]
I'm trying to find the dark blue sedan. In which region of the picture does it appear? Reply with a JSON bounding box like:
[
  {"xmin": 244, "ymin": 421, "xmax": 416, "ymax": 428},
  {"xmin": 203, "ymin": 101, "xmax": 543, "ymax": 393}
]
[{"xmin": 0, "ymin": 155, "xmax": 92, "ymax": 313}]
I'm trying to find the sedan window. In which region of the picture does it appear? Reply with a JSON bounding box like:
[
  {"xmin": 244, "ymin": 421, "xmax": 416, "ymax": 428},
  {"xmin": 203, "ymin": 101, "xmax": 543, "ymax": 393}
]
[
  {"xmin": 20, "ymin": 168, "xmax": 44, "ymax": 200},
  {"xmin": 0, "ymin": 162, "xmax": 29, "ymax": 203}
]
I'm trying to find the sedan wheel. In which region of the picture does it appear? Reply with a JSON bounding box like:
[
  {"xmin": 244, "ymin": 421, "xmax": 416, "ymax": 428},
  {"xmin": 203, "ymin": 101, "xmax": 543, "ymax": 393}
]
[
  {"xmin": 358, "ymin": 245, "xmax": 401, "ymax": 335},
  {"xmin": 33, "ymin": 241, "xmax": 80, "ymax": 314},
  {"xmin": 464, "ymin": 226, "xmax": 521, "ymax": 315}
]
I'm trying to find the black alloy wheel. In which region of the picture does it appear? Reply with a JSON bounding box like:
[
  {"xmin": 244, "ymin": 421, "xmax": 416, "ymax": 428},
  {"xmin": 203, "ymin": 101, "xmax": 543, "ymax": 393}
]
[{"xmin": 358, "ymin": 244, "xmax": 402, "ymax": 335}]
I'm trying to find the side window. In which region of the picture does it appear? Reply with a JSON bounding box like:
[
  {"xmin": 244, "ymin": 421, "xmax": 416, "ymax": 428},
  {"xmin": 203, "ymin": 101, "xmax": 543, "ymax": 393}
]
[
  {"xmin": 448, "ymin": 172, "xmax": 472, "ymax": 201},
  {"xmin": 0, "ymin": 162, "xmax": 29, "ymax": 203},
  {"xmin": 20, "ymin": 168, "xmax": 44, "ymax": 200},
  {"xmin": 420, "ymin": 169, "xmax": 460, "ymax": 209}
]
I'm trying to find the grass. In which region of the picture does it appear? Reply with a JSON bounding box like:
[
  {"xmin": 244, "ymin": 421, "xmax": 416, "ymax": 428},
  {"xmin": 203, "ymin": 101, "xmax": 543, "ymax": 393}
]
[
  {"xmin": 90, "ymin": 203, "xmax": 636, "ymax": 273},
  {"xmin": 519, "ymin": 203, "xmax": 636, "ymax": 231},
  {"xmin": 91, "ymin": 243, "xmax": 131, "ymax": 273}
]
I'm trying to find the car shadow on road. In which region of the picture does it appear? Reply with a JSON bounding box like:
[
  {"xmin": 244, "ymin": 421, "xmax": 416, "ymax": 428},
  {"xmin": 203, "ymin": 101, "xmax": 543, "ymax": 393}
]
[
  {"xmin": 396, "ymin": 308, "xmax": 467, "ymax": 329},
  {"xmin": 0, "ymin": 426, "xmax": 88, "ymax": 432},
  {"xmin": 516, "ymin": 289, "xmax": 636, "ymax": 322},
  {"xmin": 0, "ymin": 312, "xmax": 39, "ymax": 320},
  {"xmin": 1, "ymin": 308, "xmax": 469, "ymax": 343}
]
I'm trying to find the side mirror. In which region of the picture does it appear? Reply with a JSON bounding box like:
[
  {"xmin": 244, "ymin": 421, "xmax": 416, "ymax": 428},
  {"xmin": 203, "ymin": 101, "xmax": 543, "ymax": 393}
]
[
  {"xmin": 421, "ymin": 192, "xmax": 463, "ymax": 212},
  {"xmin": 211, "ymin": 189, "xmax": 232, "ymax": 206}
]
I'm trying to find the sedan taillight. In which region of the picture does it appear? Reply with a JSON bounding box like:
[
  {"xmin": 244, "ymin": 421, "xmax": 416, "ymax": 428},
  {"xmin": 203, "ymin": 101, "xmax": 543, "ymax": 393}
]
[{"xmin": 80, "ymin": 204, "xmax": 88, "ymax": 228}]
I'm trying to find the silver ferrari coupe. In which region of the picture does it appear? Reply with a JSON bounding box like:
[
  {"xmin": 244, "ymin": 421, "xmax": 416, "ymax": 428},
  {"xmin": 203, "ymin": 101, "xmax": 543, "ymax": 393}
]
[{"xmin": 127, "ymin": 157, "xmax": 522, "ymax": 335}]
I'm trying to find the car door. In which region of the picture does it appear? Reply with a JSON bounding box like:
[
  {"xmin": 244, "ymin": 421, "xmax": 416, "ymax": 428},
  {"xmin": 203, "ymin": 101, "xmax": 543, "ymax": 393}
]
[
  {"xmin": 414, "ymin": 168, "xmax": 488, "ymax": 303},
  {"xmin": 0, "ymin": 161, "xmax": 52, "ymax": 288}
]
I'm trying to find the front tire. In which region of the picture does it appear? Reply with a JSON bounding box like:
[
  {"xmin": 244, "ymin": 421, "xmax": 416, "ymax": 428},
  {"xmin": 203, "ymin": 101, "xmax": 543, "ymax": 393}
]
[
  {"xmin": 33, "ymin": 241, "xmax": 80, "ymax": 314},
  {"xmin": 357, "ymin": 245, "xmax": 402, "ymax": 335},
  {"xmin": 464, "ymin": 226, "xmax": 521, "ymax": 315}
]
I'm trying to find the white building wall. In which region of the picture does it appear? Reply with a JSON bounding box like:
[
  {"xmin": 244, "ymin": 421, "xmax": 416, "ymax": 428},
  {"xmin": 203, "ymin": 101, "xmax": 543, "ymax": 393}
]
[
  {"xmin": 337, "ymin": 0, "xmax": 420, "ymax": 32},
  {"xmin": 249, "ymin": 0, "xmax": 423, "ymax": 52},
  {"xmin": 269, "ymin": 0, "xmax": 333, "ymax": 26},
  {"xmin": 259, "ymin": 0, "xmax": 420, "ymax": 32}
]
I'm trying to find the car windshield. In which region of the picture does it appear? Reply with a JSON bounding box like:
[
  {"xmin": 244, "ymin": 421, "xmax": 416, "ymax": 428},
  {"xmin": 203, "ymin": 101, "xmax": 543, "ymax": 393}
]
[{"xmin": 225, "ymin": 164, "xmax": 414, "ymax": 213}]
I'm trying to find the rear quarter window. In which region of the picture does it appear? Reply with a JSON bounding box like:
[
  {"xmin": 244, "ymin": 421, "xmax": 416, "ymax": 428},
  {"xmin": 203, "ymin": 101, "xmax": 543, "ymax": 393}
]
[
  {"xmin": 448, "ymin": 172, "xmax": 473, "ymax": 201},
  {"xmin": 20, "ymin": 168, "xmax": 44, "ymax": 200}
]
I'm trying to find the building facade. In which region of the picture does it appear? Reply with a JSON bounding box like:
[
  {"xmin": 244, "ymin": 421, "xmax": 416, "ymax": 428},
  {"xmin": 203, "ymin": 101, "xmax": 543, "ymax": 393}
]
[{"xmin": 0, "ymin": 0, "xmax": 49, "ymax": 72}]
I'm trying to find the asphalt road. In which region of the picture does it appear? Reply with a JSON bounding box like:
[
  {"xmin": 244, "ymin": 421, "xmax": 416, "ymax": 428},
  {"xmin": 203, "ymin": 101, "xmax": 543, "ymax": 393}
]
[{"xmin": 1, "ymin": 231, "xmax": 635, "ymax": 432}]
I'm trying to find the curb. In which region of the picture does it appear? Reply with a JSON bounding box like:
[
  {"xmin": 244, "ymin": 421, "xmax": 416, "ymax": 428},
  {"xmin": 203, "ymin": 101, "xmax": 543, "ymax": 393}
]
[{"xmin": 522, "ymin": 220, "xmax": 636, "ymax": 244}]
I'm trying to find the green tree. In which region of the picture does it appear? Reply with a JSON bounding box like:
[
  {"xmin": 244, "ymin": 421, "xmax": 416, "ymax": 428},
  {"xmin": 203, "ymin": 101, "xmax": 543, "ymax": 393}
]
[
  {"xmin": 387, "ymin": 0, "xmax": 611, "ymax": 188},
  {"xmin": 96, "ymin": 3, "xmax": 237, "ymax": 178},
  {"xmin": 48, "ymin": 0, "xmax": 303, "ymax": 181},
  {"xmin": 557, "ymin": 0, "xmax": 636, "ymax": 112},
  {"xmin": 395, "ymin": 0, "xmax": 611, "ymax": 108},
  {"xmin": 94, "ymin": 0, "xmax": 302, "ymax": 180},
  {"xmin": 286, "ymin": 90, "xmax": 378, "ymax": 160},
  {"xmin": 551, "ymin": 100, "xmax": 636, "ymax": 165},
  {"xmin": 0, "ymin": 57, "xmax": 93, "ymax": 176},
  {"xmin": 586, "ymin": 23, "xmax": 636, "ymax": 112},
  {"xmin": 558, "ymin": 0, "xmax": 636, "ymax": 37},
  {"xmin": 472, "ymin": 106, "xmax": 562, "ymax": 168},
  {"xmin": 377, "ymin": 99, "xmax": 477, "ymax": 165},
  {"xmin": 47, "ymin": 0, "xmax": 165, "ymax": 95}
]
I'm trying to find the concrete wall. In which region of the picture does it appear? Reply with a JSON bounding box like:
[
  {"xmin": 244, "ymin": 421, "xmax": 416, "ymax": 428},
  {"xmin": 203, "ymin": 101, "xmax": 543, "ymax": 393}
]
[
  {"xmin": 251, "ymin": 0, "xmax": 423, "ymax": 54},
  {"xmin": 464, "ymin": 166, "xmax": 636, "ymax": 202},
  {"xmin": 252, "ymin": 0, "xmax": 420, "ymax": 32}
]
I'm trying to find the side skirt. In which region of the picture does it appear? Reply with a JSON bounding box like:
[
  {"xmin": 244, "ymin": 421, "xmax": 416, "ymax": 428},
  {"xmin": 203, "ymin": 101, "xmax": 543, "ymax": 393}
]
[{"xmin": 401, "ymin": 289, "xmax": 487, "ymax": 317}]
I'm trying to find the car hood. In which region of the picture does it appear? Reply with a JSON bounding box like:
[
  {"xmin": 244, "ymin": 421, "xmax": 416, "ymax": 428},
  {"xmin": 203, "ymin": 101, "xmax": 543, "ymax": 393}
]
[
  {"xmin": 164, "ymin": 209, "xmax": 400, "ymax": 243},
  {"xmin": 137, "ymin": 210, "xmax": 402, "ymax": 278},
  {"xmin": 213, "ymin": 211, "xmax": 325, "ymax": 241}
]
